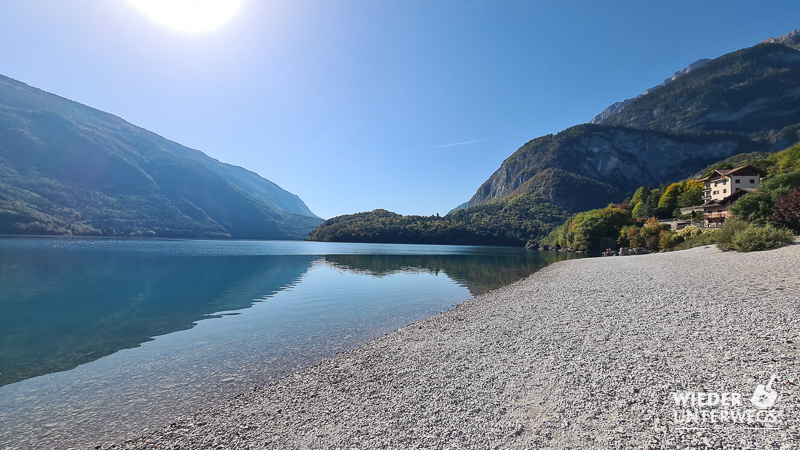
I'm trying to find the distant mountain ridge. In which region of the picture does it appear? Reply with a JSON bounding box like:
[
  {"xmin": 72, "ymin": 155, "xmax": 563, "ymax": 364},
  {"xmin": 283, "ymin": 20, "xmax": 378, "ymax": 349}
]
[
  {"xmin": 466, "ymin": 28, "xmax": 800, "ymax": 214},
  {"xmin": 761, "ymin": 28, "xmax": 800, "ymax": 50},
  {"xmin": 590, "ymin": 58, "xmax": 712, "ymax": 124},
  {"xmin": 0, "ymin": 75, "xmax": 322, "ymax": 239}
]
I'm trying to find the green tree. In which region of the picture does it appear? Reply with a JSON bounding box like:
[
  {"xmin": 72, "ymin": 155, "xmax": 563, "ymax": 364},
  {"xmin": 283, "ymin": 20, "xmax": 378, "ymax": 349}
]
[
  {"xmin": 678, "ymin": 180, "xmax": 704, "ymax": 207},
  {"xmin": 631, "ymin": 201, "xmax": 648, "ymax": 219},
  {"xmin": 630, "ymin": 187, "xmax": 649, "ymax": 207},
  {"xmin": 658, "ymin": 183, "xmax": 684, "ymax": 215},
  {"xmin": 730, "ymin": 170, "xmax": 800, "ymax": 224}
]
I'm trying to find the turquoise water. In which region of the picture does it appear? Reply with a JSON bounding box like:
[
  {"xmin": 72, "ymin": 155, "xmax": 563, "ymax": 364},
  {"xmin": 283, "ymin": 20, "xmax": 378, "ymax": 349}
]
[{"xmin": 0, "ymin": 237, "xmax": 578, "ymax": 448}]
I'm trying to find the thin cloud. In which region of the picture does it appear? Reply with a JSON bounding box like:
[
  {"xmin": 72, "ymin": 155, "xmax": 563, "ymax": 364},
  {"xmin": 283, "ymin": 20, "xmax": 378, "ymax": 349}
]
[
  {"xmin": 436, "ymin": 138, "xmax": 488, "ymax": 148},
  {"xmin": 203, "ymin": 136, "xmax": 224, "ymax": 145},
  {"xmin": 374, "ymin": 138, "xmax": 490, "ymax": 157}
]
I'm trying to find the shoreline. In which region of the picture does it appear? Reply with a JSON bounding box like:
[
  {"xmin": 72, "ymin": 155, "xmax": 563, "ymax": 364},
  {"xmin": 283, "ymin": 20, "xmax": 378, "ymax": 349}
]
[{"xmin": 117, "ymin": 244, "xmax": 800, "ymax": 449}]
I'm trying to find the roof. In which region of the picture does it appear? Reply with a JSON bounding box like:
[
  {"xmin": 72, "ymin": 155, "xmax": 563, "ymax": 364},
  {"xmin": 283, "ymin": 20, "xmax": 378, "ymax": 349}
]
[
  {"xmin": 698, "ymin": 165, "xmax": 766, "ymax": 182},
  {"xmin": 700, "ymin": 188, "xmax": 755, "ymax": 208}
]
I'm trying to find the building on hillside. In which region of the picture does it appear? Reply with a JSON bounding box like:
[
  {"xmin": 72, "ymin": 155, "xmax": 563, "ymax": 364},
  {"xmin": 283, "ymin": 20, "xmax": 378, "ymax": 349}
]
[{"xmin": 698, "ymin": 165, "xmax": 765, "ymax": 228}]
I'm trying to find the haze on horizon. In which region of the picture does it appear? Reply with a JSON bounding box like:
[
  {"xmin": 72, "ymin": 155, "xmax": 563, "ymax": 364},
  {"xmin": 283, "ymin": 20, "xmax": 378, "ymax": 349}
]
[{"xmin": 1, "ymin": 0, "xmax": 798, "ymax": 219}]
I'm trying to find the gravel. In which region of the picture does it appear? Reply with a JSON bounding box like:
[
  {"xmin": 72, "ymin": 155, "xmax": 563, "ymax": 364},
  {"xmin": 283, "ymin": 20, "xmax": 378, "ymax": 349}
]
[{"xmin": 114, "ymin": 244, "xmax": 800, "ymax": 449}]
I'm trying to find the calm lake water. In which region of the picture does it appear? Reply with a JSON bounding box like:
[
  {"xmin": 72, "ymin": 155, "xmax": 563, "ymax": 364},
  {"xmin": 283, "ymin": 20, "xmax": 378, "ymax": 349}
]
[{"xmin": 0, "ymin": 237, "xmax": 579, "ymax": 448}]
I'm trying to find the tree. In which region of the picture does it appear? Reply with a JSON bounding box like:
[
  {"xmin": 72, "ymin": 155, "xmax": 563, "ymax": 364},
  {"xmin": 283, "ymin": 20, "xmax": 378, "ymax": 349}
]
[
  {"xmin": 658, "ymin": 183, "xmax": 684, "ymax": 215},
  {"xmin": 772, "ymin": 187, "xmax": 800, "ymax": 232},
  {"xmin": 631, "ymin": 201, "xmax": 648, "ymax": 219},
  {"xmin": 640, "ymin": 217, "xmax": 665, "ymax": 251},
  {"xmin": 730, "ymin": 170, "xmax": 800, "ymax": 224},
  {"xmin": 630, "ymin": 187, "xmax": 649, "ymax": 207},
  {"xmin": 678, "ymin": 180, "xmax": 704, "ymax": 207},
  {"xmin": 658, "ymin": 230, "xmax": 682, "ymax": 251}
]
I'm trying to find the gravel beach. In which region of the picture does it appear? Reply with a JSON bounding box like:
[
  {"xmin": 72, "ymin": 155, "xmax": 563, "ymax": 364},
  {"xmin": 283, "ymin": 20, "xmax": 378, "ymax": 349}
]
[{"xmin": 116, "ymin": 244, "xmax": 800, "ymax": 449}]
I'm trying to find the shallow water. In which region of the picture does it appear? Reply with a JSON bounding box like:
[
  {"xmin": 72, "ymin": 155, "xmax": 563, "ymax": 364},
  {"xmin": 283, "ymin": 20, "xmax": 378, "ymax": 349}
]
[{"xmin": 0, "ymin": 237, "xmax": 578, "ymax": 448}]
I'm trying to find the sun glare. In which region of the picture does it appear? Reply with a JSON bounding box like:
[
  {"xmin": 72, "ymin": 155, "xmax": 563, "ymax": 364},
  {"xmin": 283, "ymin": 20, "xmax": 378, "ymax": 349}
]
[{"xmin": 130, "ymin": 0, "xmax": 244, "ymax": 33}]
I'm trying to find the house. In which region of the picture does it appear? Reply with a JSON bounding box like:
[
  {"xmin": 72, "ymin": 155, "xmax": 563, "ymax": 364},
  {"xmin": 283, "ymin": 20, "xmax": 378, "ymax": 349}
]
[{"xmin": 698, "ymin": 165, "xmax": 765, "ymax": 227}]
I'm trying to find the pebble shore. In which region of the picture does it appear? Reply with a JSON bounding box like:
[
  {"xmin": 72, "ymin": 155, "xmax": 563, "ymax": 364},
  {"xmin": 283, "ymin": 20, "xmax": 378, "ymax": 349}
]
[{"xmin": 116, "ymin": 244, "xmax": 800, "ymax": 449}]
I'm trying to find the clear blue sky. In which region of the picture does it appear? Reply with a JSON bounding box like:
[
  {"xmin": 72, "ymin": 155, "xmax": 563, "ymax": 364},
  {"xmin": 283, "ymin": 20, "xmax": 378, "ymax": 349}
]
[{"xmin": 1, "ymin": 1, "xmax": 798, "ymax": 219}]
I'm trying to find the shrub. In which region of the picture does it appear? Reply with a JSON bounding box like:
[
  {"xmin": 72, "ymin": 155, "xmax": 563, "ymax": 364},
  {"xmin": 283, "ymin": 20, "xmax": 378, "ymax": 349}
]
[
  {"xmin": 675, "ymin": 229, "xmax": 719, "ymax": 250},
  {"xmin": 715, "ymin": 218, "xmax": 750, "ymax": 251},
  {"xmin": 731, "ymin": 224, "xmax": 795, "ymax": 252},
  {"xmin": 677, "ymin": 225, "xmax": 702, "ymax": 239},
  {"xmin": 716, "ymin": 218, "xmax": 794, "ymax": 252},
  {"xmin": 658, "ymin": 230, "xmax": 683, "ymax": 252}
]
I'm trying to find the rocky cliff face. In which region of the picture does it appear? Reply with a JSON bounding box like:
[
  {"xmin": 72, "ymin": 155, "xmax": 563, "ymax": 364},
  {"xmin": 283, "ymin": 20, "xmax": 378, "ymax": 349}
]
[
  {"xmin": 761, "ymin": 28, "xmax": 800, "ymax": 50},
  {"xmin": 467, "ymin": 125, "xmax": 742, "ymax": 210}
]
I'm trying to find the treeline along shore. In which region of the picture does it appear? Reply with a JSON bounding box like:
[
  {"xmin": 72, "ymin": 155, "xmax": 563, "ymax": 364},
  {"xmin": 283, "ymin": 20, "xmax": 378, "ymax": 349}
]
[{"xmin": 114, "ymin": 242, "xmax": 800, "ymax": 449}]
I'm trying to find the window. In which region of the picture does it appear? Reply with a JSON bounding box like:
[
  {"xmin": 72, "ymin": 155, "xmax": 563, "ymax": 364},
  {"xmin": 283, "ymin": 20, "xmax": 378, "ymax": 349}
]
[
  {"xmin": 750, "ymin": 179, "xmax": 755, "ymax": 183},
  {"xmin": 713, "ymin": 190, "xmax": 719, "ymax": 195},
  {"xmin": 723, "ymin": 189, "xmax": 727, "ymax": 194},
  {"xmin": 714, "ymin": 182, "xmax": 718, "ymax": 187},
  {"xmin": 735, "ymin": 179, "xmax": 740, "ymax": 184}
]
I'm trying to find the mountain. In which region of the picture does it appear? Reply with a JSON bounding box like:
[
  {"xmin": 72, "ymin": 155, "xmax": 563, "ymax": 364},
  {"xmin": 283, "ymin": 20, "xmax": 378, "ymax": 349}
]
[
  {"xmin": 467, "ymin": 124, "xmax": 753, "ymax": 211},
  {"xmin": 590, "ymin": 58, "xmax": 711, "ymax": 124},
  {"xmin": 0, "ymin": 75, "xmax": 322, "ymax": 239},
  {"xmin": 761, "ymin": 28, "xmax": 800, "ymax": 50},
  {"xmin": 593, "ymin": 42, "xmax": 800, "ymax": 137},
  {"xmin": 467, "ymin": 30, "xmax": 800, "ymax": 213}
]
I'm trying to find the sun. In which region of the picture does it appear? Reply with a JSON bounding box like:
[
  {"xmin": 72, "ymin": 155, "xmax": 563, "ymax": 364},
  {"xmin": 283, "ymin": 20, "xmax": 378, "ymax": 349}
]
[{"xmin": 130, "ymin": 0, "xmax": 244, "ymax": 33}]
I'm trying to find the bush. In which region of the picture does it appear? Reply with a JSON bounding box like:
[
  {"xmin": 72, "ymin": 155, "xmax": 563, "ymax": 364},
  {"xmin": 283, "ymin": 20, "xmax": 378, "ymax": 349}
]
[
  {"xmin": 716, "ymin": 218, "xmax": 794, "ymax": 252},
  {"xmin": 677, "ymin": 225, "xmax": 703, "ymax": 239},
  {"xmin": 659, "ymin": 230, "xmax": 683, "ymax": 252},
  {"xmin": 675, "ymin": 229, "xmax": 719, "ymax": 250},
  {"xmin": 731, "ymin": 224, "xmax": 795, "ymax": 252},
  {"xmin": 715, "ymin": 218, "xmax": 751, "ymax": 251}
]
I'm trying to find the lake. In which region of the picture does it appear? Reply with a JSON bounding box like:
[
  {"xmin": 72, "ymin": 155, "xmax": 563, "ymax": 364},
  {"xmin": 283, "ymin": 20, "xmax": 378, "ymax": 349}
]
[{"xmin": 0, "ymin": 237, "xmax": 579, "ymax": 448}]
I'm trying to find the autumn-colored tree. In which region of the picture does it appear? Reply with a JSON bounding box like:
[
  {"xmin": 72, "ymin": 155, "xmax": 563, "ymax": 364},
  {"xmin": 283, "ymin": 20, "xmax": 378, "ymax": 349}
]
[
  {"xmin": 772, "ymin": 187, "xmax": 800, "ymax": 232},
  {"xmin": 640, "ymin": 217, "xmax": 666, "ymax": 251},
  {"xmin": 658, "ymin": 230, "xmax": 682, "ymax": 251},
  {"xmin": 618, "ymin": 225, "xmax": 643, "ymax": 247}
]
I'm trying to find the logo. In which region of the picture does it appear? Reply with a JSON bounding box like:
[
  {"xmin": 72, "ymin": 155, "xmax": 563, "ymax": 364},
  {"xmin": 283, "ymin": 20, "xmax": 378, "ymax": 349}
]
[
  {"xmin": 750, "ymin": 374, "xmax": 778, "ymax": 409},
  {"xmin": 670, "ymin": 373, "xmax": 784, "ymax": 429}
]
